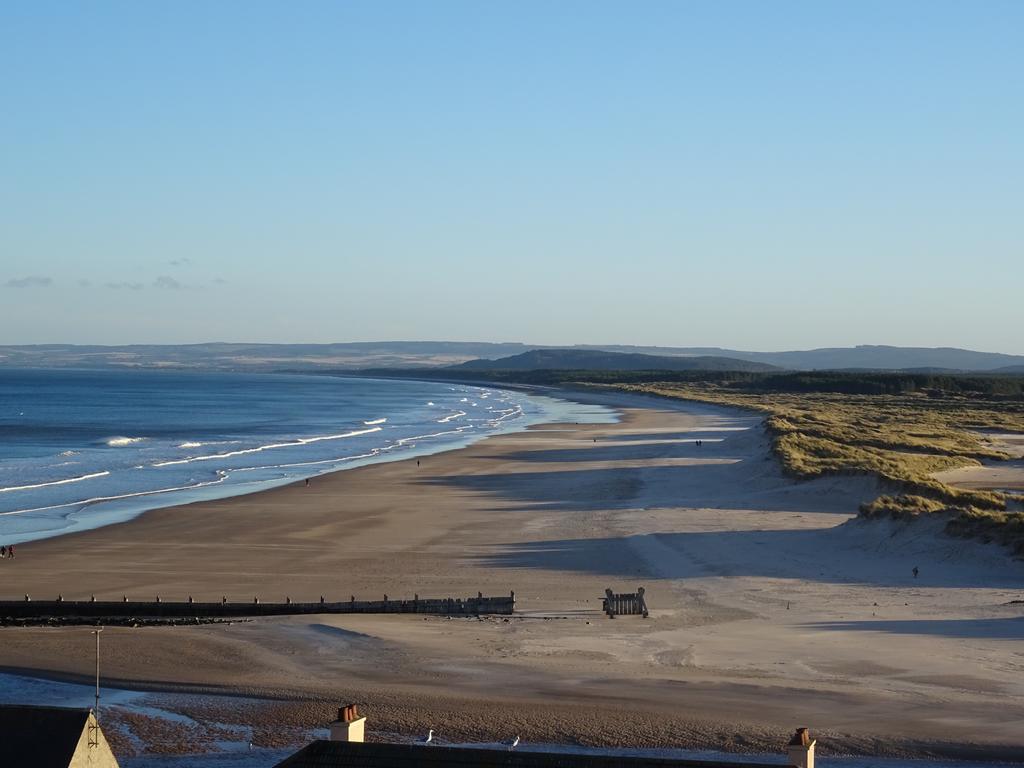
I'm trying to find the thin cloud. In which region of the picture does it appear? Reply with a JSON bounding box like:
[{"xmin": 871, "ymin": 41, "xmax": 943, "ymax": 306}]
[
  {"xmin": 6, "ymin": 275, "xmax": 53, "ymax": 288},
  {"xmin": 168, "ymin": 258, "xmax": 192, "ymax": 267},
  {"xmin": 104, "ymin": 281, "xmax": 145, "ymax": 291},
  {"xmin": 153, "ymin": 275, "xmax": 184, "ymax": 290}
]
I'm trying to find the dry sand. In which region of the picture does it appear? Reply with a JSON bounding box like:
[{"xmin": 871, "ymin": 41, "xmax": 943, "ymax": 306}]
[
  {"xmin": 1, "ymin": 389, "xmax": 1022, "ymax": 758},
  {"xmin": 935, "ymin": 432, "xmax": 1024, "ymax": 495}
]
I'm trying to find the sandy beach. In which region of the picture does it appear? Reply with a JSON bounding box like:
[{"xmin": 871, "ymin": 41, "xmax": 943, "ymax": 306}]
[{"xmin": 1, "ymin": 389, "xmax": 1022, "ymax": 759}]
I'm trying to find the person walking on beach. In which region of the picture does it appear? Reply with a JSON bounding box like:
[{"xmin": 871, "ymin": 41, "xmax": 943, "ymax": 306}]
[
  {"xmin": 912, "ymin": 565, "xmax": 919, "ymax": 579},
  {"xmin": 0, "ymin": 545, "xmax": 6, "ymax": 558},
  {"xmin": 6, "ymin": 544, "xmax": 13, "ymax": 559}
]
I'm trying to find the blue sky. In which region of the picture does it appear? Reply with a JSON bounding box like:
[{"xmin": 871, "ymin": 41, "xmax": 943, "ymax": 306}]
[{"xmin": 2, "ymin": 2, "xmax": 1021, "ymax": 351}]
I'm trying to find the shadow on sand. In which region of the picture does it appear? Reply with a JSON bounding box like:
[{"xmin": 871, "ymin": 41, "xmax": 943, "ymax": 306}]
[
  {"xmin": 418, "ymin": 461, "xmax": 860, "ymax": 515},
  {"xmin": 804, "ymin": 617, "xmax": 1024, "ymax": 639},
  {"xmin": 472, "ymin": 529, "xmax": 1024, "ymax": 590}
]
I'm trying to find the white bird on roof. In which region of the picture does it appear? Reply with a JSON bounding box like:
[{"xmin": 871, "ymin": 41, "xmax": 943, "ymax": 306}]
[
  {"xmin": 506, "ymin": 735, "xmax": 520, "ymax": 751},
  {"xmin": 420, "ymin": 729, "xmax": 434, "ymax": 745}
]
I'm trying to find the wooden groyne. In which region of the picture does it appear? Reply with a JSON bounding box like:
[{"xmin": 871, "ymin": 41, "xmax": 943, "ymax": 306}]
[
  {"xmin": 0, "ymin": 591, "xmax": 516, "ymax": 620},
  {"xmin": 603, "ymin": 587, "xmax": 648, "ymax": 618}
]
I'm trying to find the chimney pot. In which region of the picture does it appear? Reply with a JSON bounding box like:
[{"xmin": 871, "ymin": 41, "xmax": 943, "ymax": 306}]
[
  {"xmin": 786, "ymin": 728, "xmax": 815, "ymax": 768},
  {"xmin": 330, "ymin": 704, "xmax": 365, "ymax": 742}
]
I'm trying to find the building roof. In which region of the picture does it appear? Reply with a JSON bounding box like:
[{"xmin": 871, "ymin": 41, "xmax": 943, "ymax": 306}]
[
  {"xmin": 0, "ymin": 704, "xmax": 92, "ymax": 768},
  {"xmin": 274, "ymin": 741, "xmax": 784, "ymax": 768}
]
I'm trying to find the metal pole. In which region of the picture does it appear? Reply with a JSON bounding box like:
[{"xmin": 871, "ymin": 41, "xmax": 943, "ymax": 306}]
[
  {"xmin": 93, "ymin": 628, "xmax": 102, "ymax": 720},
  {"xmin": 89, "ymin": 627, "xmax": 103, "ymax": 748}
]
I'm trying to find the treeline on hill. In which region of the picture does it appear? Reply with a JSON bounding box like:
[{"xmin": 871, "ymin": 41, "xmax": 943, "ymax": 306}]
[{"xmin": 354, "ymin": 368, "xmax": 1024, "ymax": 398}]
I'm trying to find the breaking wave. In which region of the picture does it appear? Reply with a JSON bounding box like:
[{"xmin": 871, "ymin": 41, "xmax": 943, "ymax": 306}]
[
  {"xmin": 0, "ymin": 471, "xmax": 111, "ymax": 494},
  {"xmin": 106, "ymin": 436, "xmax": 146, "ymax": 447},
  {"xmin": 152, "ymin": 427, "xmax": 383, "ymax": 467},
  {"xmin": 0, "ymin": 471, "xmax": 229, "ymax": 517}
]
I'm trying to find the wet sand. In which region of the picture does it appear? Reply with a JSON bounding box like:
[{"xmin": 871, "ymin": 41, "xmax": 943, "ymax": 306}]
[{"xmin": 1, "ymin": 389, "xmax": 1022, "ymax": 759}]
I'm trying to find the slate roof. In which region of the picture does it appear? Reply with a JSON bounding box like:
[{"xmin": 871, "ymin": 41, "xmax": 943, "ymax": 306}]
[
  {"xmin": 274, "ymin": 741, "xmax": 784, "ymax": 768},
  {"xmin": 0, "ymin": 704, "xmax": 91, "ymax": 768}
]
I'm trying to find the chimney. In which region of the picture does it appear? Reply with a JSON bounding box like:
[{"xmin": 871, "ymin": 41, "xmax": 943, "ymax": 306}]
[
  {"xmin": 787, "ymin": 728, "xmax": 815, "ymax": 768},
  {"xmin": 329, "ymin": 704, "xmax": 365, "ymax": 743}
]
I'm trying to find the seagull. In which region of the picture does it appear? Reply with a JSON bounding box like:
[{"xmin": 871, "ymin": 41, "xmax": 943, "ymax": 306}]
[
  {"xmin": 420, "ymin": 729, "xmax": 434, "ymax": 746},
  {"xmin": 505, "ymin": 736, "xmax": 520, "ymax": 751}
]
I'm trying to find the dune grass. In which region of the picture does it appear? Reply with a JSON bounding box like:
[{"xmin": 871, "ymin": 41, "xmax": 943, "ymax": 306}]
[{"xmin": 614, "ymin": 382, "xmax": 1024, "ymax": 556}]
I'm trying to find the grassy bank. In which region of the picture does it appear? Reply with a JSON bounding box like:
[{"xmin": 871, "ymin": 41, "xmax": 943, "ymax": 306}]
[{"xmin": 610, "ymin": 380, "xmax": 1024, "ymax": 556}]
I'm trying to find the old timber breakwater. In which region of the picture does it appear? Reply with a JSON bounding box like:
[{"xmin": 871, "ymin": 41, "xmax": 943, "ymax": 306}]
[{"xmin": 0, "ymin": 591, "xmax": 516, "ymax": 624}]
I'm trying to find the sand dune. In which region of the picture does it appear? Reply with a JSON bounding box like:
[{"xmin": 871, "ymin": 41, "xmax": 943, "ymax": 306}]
[{"xmin": 1, "ymin": 390, "xmax": 1022, "ymax": 757}]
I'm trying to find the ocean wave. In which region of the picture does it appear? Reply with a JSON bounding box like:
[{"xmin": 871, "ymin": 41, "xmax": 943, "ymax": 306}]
[
  {"xmin": 151, "ymin": 427, "xmax": 383, "ymax": 467},
  {"xmin": 59, "ymin": 450, "xmax": 79, "ymax": 457},
  {"xmin": 178, "ymin": 441, "xmax": 204, "ymax": 448},
  {"xmin": 0, "ymin": 472, "xmax": 229, "ymax": 517},
  {"xmin": 395, "ymin": 426, "xmax": 474, "ymax": 446},
  {"xmin": 234, "ymin": 448, "xmax": 385, "ymax": 472},
  {"xmin": 0, "ymin": 471, "xmax": 111, "ymax": 494},
  {"xmin": 106, "ymin": 436, "xmax": 146, "ymax": 447},
  {"xmin": 437, "ymin": 410, "xmax": 467, "ymax": 424},
  {"xmin": 363, "ymin": 418, "xmax": 387, "ymax": 425}
]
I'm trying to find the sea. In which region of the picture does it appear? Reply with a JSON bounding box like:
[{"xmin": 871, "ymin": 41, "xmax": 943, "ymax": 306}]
[{"xmin": 0, "ymin": 368, "xmax": 613, "ymax": 545}]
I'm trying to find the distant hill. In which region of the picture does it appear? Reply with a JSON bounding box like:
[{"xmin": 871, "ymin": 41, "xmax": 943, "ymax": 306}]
[
  {"xmin": 724, "ymin": 345, "xmax": 1024, "ymax": 371},
  {"xmin": 553, "ymin": 344, "xmax": 1024, "ymax": 371},
  {"xmin": 0, "ymin": 342, "xmax": 1021, "ymax": 373},
  {"xmin": 452, "ymin": 349, "xmax": 778, "ymax": 372},
  {"xmin": 0, "ymin": 342, "xmax": 532, "ymax": 371}
]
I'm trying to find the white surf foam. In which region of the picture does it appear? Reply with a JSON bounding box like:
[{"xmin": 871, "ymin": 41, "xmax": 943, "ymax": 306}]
[
  {"xmin": 0, "ymin": 472, "xmax": 229, "ymax": 517},
  {"xmin": 363, "ymin": 418, "xmax": 387, "ymax": 425},
  {"xmin": 437, "ymin": 410, "xmax": 467, "ymax": 424},
  {"xmin": 395, "ymin": 426, "xmax": 474, "ymax": 446},
  {"xmin": 106, "ymin": 436, "xmax": 146, "ymax": 447},
  {"xmin": 0, "ymin": 471, "xmax": 111, "ymax": 494},
  {"xmin": 152, "ymin": 427, "xmax": 383, "ymax": 467}
]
